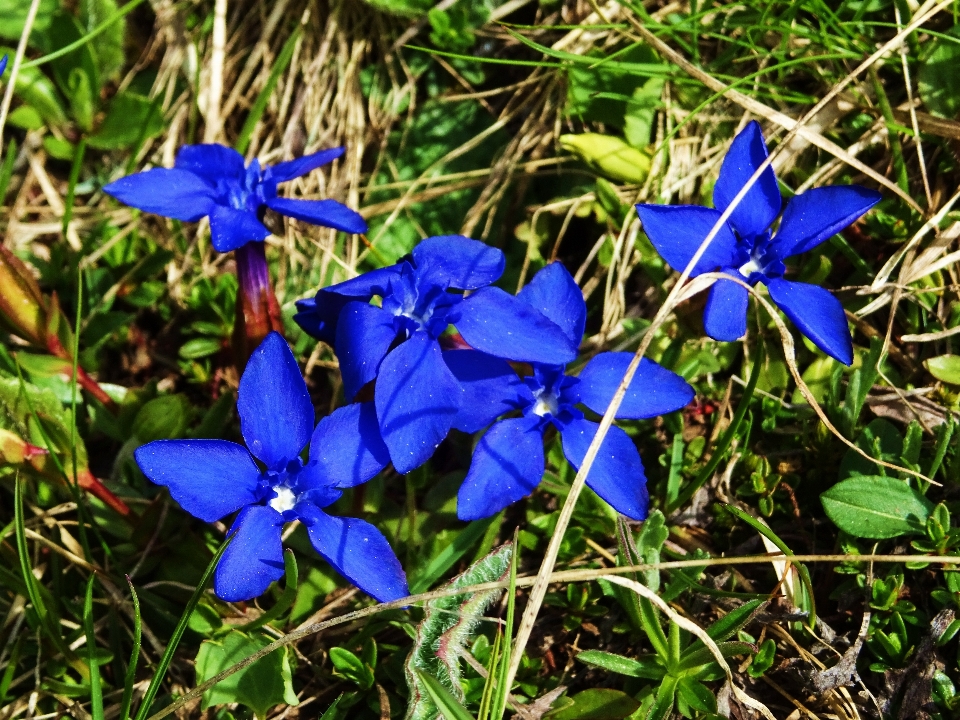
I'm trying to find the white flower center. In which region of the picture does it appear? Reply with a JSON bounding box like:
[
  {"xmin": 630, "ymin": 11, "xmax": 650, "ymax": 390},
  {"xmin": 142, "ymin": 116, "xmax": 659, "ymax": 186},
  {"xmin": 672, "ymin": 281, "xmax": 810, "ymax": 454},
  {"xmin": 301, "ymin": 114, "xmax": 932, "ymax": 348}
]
[
  {"xmin": 738, "ymin": 257, "xmax": 762, "ymax": 278},
  {"xmin": 269, "ymin": 486, "xmax": 297, "ymax": 513},
  {"xmin": 532, "ymin": 392, "xmax": 559, "ymax": 417}
]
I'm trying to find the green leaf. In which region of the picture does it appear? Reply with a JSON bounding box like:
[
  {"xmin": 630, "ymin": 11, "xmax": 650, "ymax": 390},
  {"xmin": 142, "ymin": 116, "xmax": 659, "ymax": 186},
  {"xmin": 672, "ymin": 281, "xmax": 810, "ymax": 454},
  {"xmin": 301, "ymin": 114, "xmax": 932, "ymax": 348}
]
[
  {"xmin": 559, "ymin": 133, "xmax": 651, "ymax": 184},
  {"xmin": 675, "ymin": 678, "xmax": 717, "ymax": 715},
  {"xmin": 195, "ymin": 630, "xmax": 298, "ymax": 720},
  {"xmin": 414, "ymin": 669, "xmax": 476, "ymax": 720},
  {"xmin": 925, "ymin": 354, "xmax": 960, "ymax": 385},
  {"xmin": 8, "ymin": 105, "xmax": 44, "ymax": 130},
  {"xmin": 624, "ymin": 76, "xmax": 664, "ymax": 148},
  {"xmin": 87, "ymin": 92, "xmax": 163, "ymax": 150},
  {"xmin": 178, "ymin": 337, "xmax": 222, "ymax": 361},
  {"xmin": 839, "ymin": 418, "xmax": 903, "ymax": 480},
  {"xmin": 48, "ymin": 13, "xmax": 100, "ymax": 123},
  {"xmin": 132, "ymin": 394, "xmax": 191, "ymax": 442},
  {"xmin": 79, "ymin": 0, "xmax": 124, "ymax": 80},
  {"xmin": 704, "ymin": 599, "xmax": 765, "ymax": 642},
  {"xmin": 821, "ymin": 476, "xmax": 934, "ymax": 539},
  {"xmin": 410, "ymin": 516, "xmax": 495, "ymax": 594},
  {"xmin": 329, "ymin": 647, "xmax": 374, "ymax": 690},
  {"xmin": 0, "ymin": 0, "xmax": 58, "ymax": 41},
  {"xmin": 43, "ymin": 135, "xmax": 75, "ymax": 160},
  {"xmin": 918, "ymin": 26, "xmax": 960, "ymax": 119},
  {"xmin": 543, "ymin": 688, "xmax": 641, "ymax": 720},
  {"xmin": 576, "ymin": 650, "xmax": 665, "ymax": 680},
  {"xmin": 359, "ymin": 0, "xmax": 432, "ymax": 17}
]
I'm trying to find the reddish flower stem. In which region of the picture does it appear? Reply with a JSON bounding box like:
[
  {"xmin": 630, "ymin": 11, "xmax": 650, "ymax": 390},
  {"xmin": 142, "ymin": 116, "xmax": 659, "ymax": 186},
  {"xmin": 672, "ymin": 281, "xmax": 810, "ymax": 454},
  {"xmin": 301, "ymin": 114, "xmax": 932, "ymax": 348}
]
[{"xmin": 234, "ymin": 241, "xmax": 284, "ymax": 367}]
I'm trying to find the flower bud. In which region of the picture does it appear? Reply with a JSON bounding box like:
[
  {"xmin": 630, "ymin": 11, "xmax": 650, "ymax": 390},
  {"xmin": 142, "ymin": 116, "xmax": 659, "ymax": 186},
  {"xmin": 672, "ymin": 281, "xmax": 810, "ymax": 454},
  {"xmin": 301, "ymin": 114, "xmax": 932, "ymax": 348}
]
[
  {"xmin": 0, "ymin": 428, "xmax": 47, "ymax": 466},
  {"xmin": 559, "ymin": 133, "xmax": 652, "ymax": 184},
  {"xmin": 0, "ymin": 244, "xmax": 47, "ymax": 346}
]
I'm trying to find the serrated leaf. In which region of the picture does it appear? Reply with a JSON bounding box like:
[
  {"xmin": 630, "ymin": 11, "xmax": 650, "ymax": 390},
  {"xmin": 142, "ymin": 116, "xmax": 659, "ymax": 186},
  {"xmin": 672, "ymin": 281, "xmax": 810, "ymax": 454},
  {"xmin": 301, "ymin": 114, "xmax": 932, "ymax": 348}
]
[
  {"xmin": 543, "ymin": 688, "xmax": 640, "ymax": 720},
  {"xmin": 195, "ymin": 630, "xmax": 298, "ymax": 720},
  {"xmin": 405, "ymin": 543, "xmax": 512, "ymax": 720},
  {"xmin": 821, "ymin": 476, "xmax": 933, "ymax": 539}
]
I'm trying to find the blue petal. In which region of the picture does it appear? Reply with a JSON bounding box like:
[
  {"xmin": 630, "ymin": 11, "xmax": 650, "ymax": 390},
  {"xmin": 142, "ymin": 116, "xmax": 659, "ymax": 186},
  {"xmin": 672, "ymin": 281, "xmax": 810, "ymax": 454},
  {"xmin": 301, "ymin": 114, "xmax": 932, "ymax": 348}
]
[
  {"xmin": 443, "ymin": 350, "xmax": 528, "ymax": 433},
  {"xmin": 325, "ymin": 266, "xmax": 403, "ymax": 299},
  {"xmin": 295, "ymin": 266, "xmax": 403, "ymax": 344},
  {"xmin": 577, "ymin": 353, "xmax": 694, "ymax": 420},
  {"xmin": 412, "ymin": 236, "xmax": 505, "ymax": 290},
  {"xmin": 457, "ymin": 287, "xmax": 578, "ymax": 366},
  {"xmin": 560, "ymin": 418, "xmax": 649, "ymax": 520},
  {"xmin": 103, "ymin": 168, "xmax": 216, "ymax": 222},
  {"xmin": 304, "ymin": 402, "xmax": 390, "ymax": 488},
  {"xmin": 174, "ymin": 144, "xmax": 245, "ymax": 185},
  {"xmin": 134, "ymin": 440, "xmax": 260, "ymax": 522},
  {"xmin": 713, "ymin": 120, "xmax": 781, "ymax": 238},
  {"xmin": 767, "ymin": 278, "xmax": 853, "ymax": 365},
  {"xmin": 238, "ymin": 332, "xmax": 314, "ymax": 468},
  {"xmin": 0, "ymin": 55, "xmax": 7, "ymax": 78},
  {"xmin": 304, "ymin": 507, "xmax": 409, "ymax": 602},
  {"xmin": 266, "ymin": 148, "xmax": 344, "ymax": 184},
  {"xmin": 214, "ymin": 505, "xmax": 285, "ymax": 602},
  {"xmin": 265, "ymin": 197, "xmax": 367, "ymax": 234},
  {"xmin": 703, "ymin": 274, "xmax": 749, "ymax": 341},
  {"xmin": 770, "ymin": 185, "xmax": 882, "ymax": 258},
  {"xmin": 457, "ymin": 416, "xmax": 544, "ymax": 521},
  {"xmin": 209, "ymin": 205, "xmax": 271, "ymax": 252},
  {"xmin": 634, "ymin": 205, "xmax": 741, "ymax": 276},
  {"xmin": 375, "ymin": 332, "xmax": 462, "ymax": 474},
  {"xmin": 335, "ymin": 302, "xmax": 397, "ymax": 400},
  {"xmin": 518, "ymin": 262, "xmax": 586, "ymax": 346}
]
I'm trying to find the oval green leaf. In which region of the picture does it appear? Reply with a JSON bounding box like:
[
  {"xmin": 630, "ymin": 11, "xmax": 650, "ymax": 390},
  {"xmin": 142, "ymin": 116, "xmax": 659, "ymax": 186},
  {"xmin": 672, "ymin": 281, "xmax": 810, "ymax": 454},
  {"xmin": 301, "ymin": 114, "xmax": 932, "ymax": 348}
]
[
  {"xmin": 925, "ymin": 355, "xmax": 960, "ymax": 385},
  {"xmin": 821, "ymin": 476, "xmax": 933, "ymax": 539}
]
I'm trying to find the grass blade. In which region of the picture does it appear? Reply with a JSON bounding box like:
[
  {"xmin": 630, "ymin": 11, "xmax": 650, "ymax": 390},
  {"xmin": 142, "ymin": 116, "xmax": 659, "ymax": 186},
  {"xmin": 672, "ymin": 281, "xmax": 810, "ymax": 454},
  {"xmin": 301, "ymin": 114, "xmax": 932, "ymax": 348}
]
[
  {"xmin": 132, "ymin": 537, "xmax": 232, "ymax": 720},
  {"xmin": 84, "ymin": 575, "xmax": 105, "ymax": 720},
  {"xmin": 120, "ymin": 576, "xmax": 142, "ymax": 720},
  {"xmin": 235, "ymin": 28, "xmax": 301, "ymax": 156}
]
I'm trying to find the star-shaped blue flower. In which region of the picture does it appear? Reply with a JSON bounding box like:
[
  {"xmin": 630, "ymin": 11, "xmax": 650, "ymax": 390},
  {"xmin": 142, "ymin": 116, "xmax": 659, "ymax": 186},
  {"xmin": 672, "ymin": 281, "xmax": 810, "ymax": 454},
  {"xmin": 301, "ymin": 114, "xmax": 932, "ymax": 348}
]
[
  {"xmin": 635, "ymin": 121, "xmax": 881, "ymax": 365},
  {"xmin": 294, "ymin": 236, "xmax": 579, "ymax": 474},
  {"xmin": 447, "ymin": 262, "xmax": 695, "ymax": 521},
  {"xmin": 104, "ymin": 144, "xmax": 367, "ymax": 252},
  {"xmin": 134, "ymin": 332, "xmax": 407, "ymax": 603}
]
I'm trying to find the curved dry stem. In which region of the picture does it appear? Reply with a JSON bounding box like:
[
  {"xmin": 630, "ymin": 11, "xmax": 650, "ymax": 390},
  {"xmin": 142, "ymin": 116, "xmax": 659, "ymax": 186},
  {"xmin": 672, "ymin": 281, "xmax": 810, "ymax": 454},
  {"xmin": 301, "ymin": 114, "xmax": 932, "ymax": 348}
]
[
  {"xmin": 147, "ymin": 552, "xmax": 960, "ymax": 720},
  {"xmin": 602, "ymin": 575, "xmax": 776, "ymax": 720},
  {"xmin": 703, "ymin": 271, "xmax": 935, "ymax": 484},
  {"xmin": 502, "ymin": 3, "xmax": 952, "ymax": 691}
]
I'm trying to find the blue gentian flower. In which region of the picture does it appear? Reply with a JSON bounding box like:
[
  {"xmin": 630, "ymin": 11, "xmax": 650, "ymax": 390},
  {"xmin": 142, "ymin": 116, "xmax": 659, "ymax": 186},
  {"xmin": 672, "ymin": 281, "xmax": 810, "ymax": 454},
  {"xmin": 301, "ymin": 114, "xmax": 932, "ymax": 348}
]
[
  {"xmin": 104, "ymin": 144, "xmax": 367, "ymax": 252},
  {"xmin": 134, "ymin": 332, "xmax": 407, "ymax": 603},
  {"xmin": 295, "ymin": 236, "xmax": 579, "ymax": 474},
  {"xmin": 448, "ymin": 262, "xmax": 695, "ymax": 521},
  {"xmin": 635, "ymin": 121, "xmax": 881, "ymax": 365},
  {"xmin": 0, "ymin": 55, "xmax": 7, "ymax": 78}
]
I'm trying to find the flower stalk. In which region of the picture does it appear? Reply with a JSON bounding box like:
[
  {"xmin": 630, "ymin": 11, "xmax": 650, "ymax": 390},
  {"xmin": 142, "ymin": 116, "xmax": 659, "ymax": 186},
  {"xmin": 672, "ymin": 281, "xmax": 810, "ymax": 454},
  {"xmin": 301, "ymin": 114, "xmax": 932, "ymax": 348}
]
[{"xmin": 233, "ymin": 241, "xmax": 283, "ymax": 366}]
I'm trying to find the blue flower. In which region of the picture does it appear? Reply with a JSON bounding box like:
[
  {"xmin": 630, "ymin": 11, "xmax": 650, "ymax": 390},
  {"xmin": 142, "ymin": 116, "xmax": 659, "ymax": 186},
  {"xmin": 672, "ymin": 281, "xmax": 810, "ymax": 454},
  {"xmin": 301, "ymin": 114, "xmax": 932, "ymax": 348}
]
[
  {"xmin": 0, "ymin": 55, "xmax": 7, "ymax": 78},
  {"xmin": 294, "ymin": 236, "xmax": 579, "ymax": 474},
  {"xmin": 635, "ymin": 121, "xmax": 881, "ymax": 365},
  {"xmin": 449, "ymin": 262, "xmax": 695, "ymax": 521},
  {"xmin": 134, "ymin": 332, "xmax": 407, "ymax": 603},
  {"xmin": 104, "ymin": 144, "xmax": 367, "ymax": 253}
]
